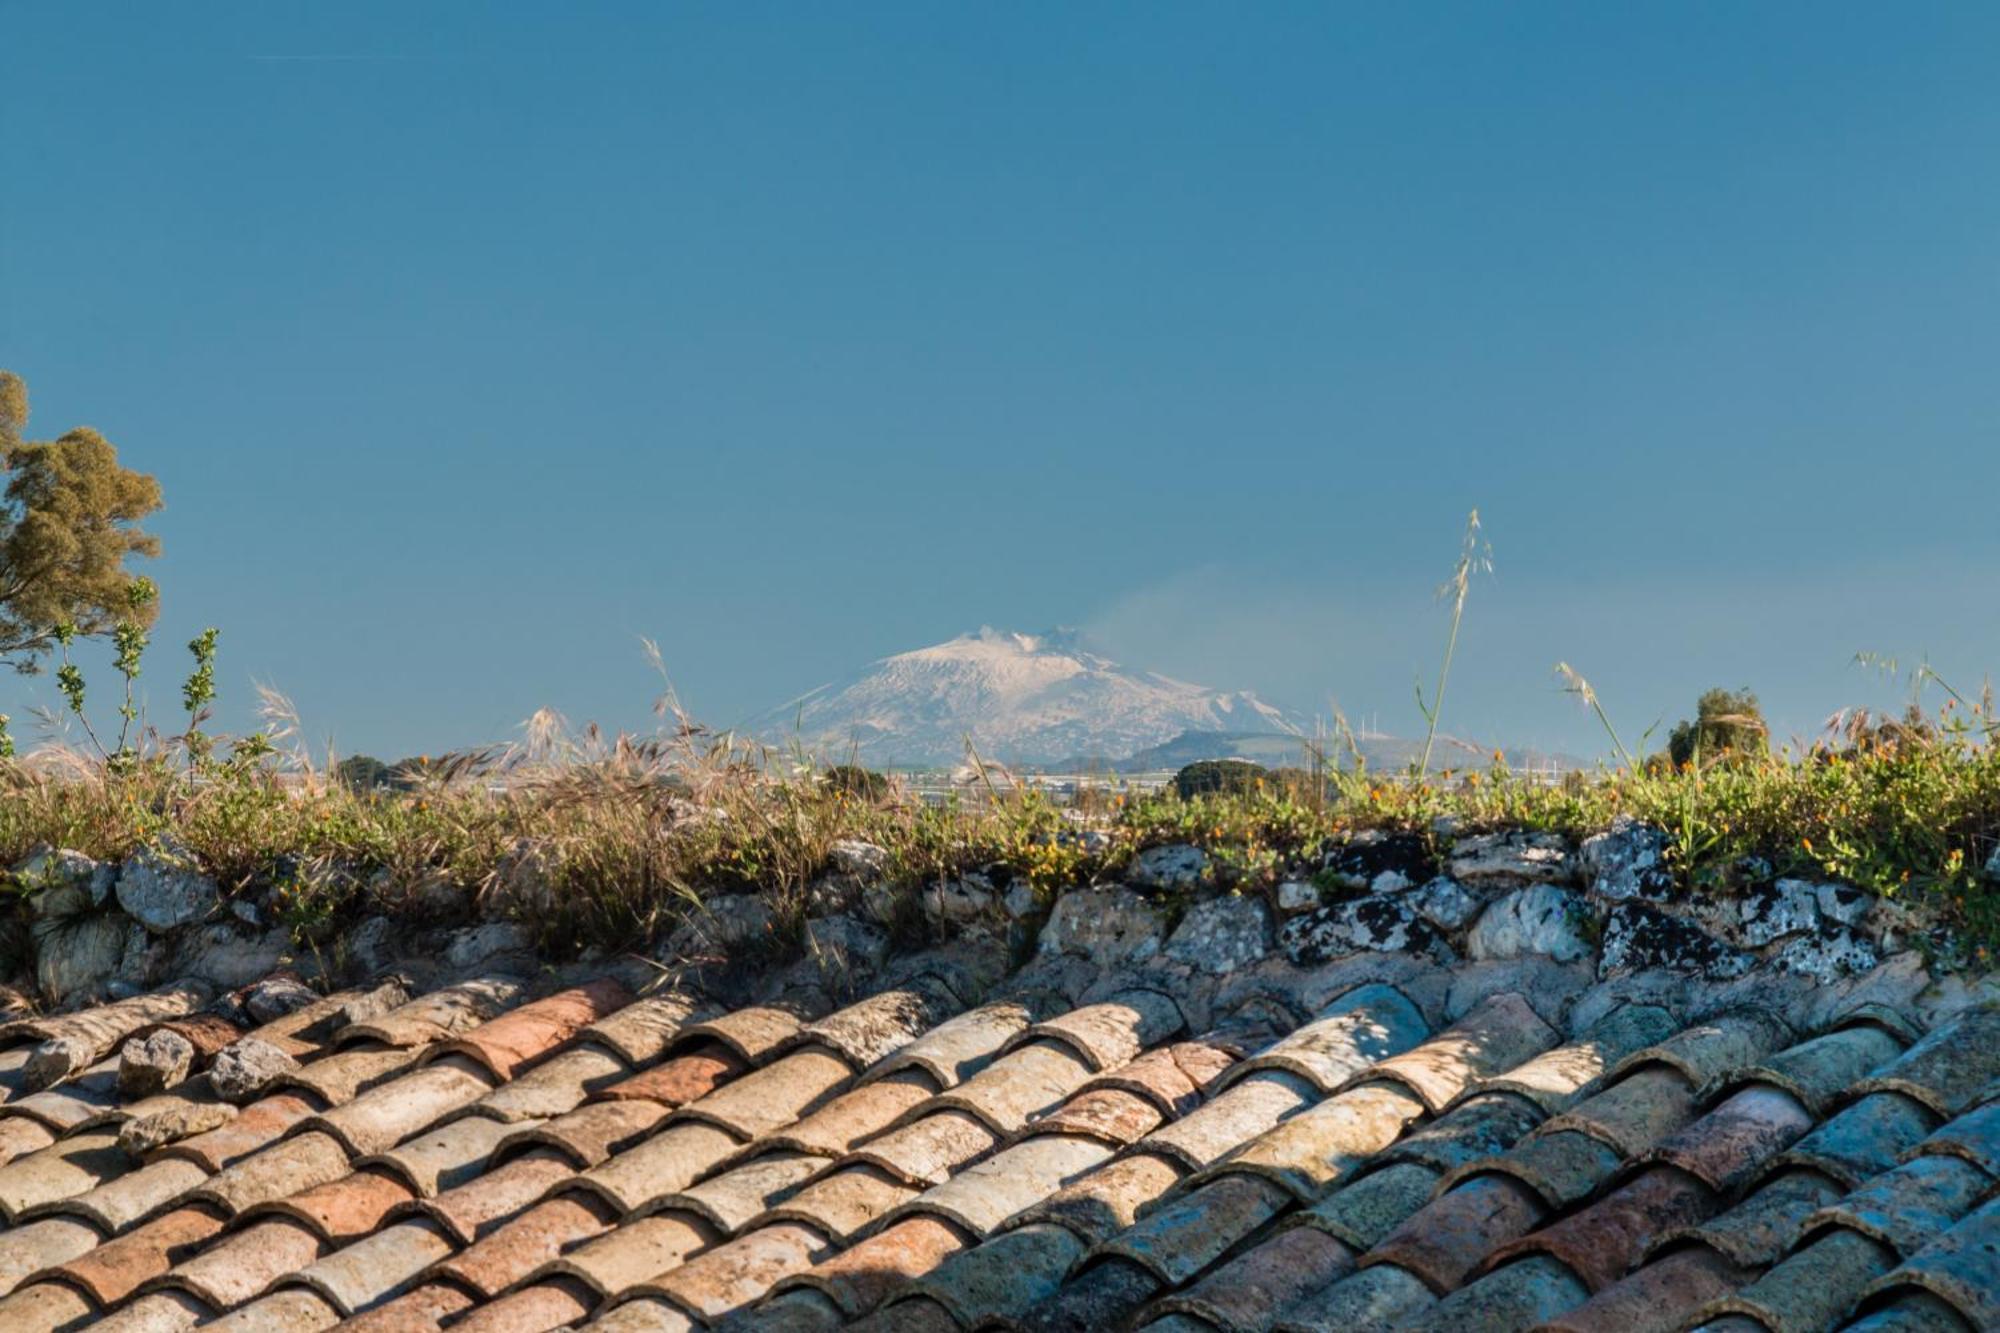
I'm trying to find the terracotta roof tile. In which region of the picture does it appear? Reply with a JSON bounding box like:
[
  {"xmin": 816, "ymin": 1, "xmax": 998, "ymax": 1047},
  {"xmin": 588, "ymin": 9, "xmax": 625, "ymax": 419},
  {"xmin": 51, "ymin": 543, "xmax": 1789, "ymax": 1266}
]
[
  {"xmin": 671, "ymin": 1047, "xmax": 854, "ymax": 1140},
  {"xmin": 424, "ymin": 978, "xmax": 632, "ymax": 1082},
  {"xmin": 749, "ymin": 1068, "xmax": 939, "ymax": 1159},
  {"xmin": 1412, "ymin": 1252, "xmax": 1590, "ymax": 1331},
  {"xmin": 865, "ymin": 1000, "xmax": 1039, "ymax": 1088},
  {"xmin": 1147, "ymin": 1223, "xmax": 1356, "ymax": 1331},
  {"xmin": 1809, "ymin": 1153, "xmax": 1992, "ymax": 1259},
  {"xmin": 1537, "ymin": 1245, "xmax": 1753, "ymax": 1333},
  {"xmin": 568, "ymin": 1121, "xmax": 738, "ymax": 1214},
  {"xmin": 1296, "ymin": 1159, "xmax": 1442, "ymax": 1251},
  {"xmin": 1699, "ymin": 1226, "xmax": 1899, "ymax": 1331},
  {"xmin": 0, "ymin": 1115, "xmax": 58, "ymax": 1168},
  {"xmin": 1023, "ymin": 1085, "xmax": 1166, "ymax": 1148},
  {"xmin": 1098, "ymin": 1171, "xmax": 1295, "ymax": 1286},
  {"xmin": 1195, "ymin": 1082, "xmax": 1428, "ymax": 1200},
  {"xmin": 154, "ymin": 1092, "xmax": 317, "ymax": 1172},
  {"xmin": 255, "ymin": 1167, "xmax": 414, "ymax": 1243},
  {"xmin": 896, "ymin": 1220, "xmax": 1088, "ymax": 1326},
  {"xmin": 30, "ymin": 1154, "xmax": 207, "ymax": 1231},
  {"xmin": 579, "ymin": 993, "xmax": 710, "ymax": 1068},
  {"xmin": 792, "ymin": 976, "xmax": 963, "ymax": 1069},
  {"xmin": 1772, "ymin": 1090, "xmax": 1940, "ymax": 1186},
  {"xmin": 281, "ymin": 1218, "xmax": 455, "ymax": 1315},
  {"xmin": 0, "ymin": 1129, "xmax": 128, "ymax": 1219},
  {"xmin": 1848, "ymin": 1006, "xmax": 2000, "ymax": 1118},
  {"xmin": 190, "ymin": 1130, "xmax": 352, "ymax": 1215},
  {"xmin": 675, "ymin": 1004, "xmax": 813, "ymax": 1065},
  {"xmin": 274, "ymin": 1045, "xmax": 424, "ymax": 1107},
  {"xmin": 1608, "ymin": 1010, "xmax": 1793, "ymax": 1088},
  {"xmin": 1539, "ymin": 1066, "xmax": 1699, "ymax": 1159},
  {"xmin": 1707, "ymin": 1023, "xmax": 1907, "ymax": 1116},
  {"xmin": 774, "ymin": 1216, "xmax": 971, "ymax": 1318},
  {"xmin": 468, "ymin": 1044, "xmax": 629, "ymax": 1123},
  {"xmin": 1212, "ymin": 984, "xmax": 1431, "ymax": 1097},
  {"xmin": 1911, "ymin": 1094, "xmax": 2000, "ymax": 1177},
  {"xmin": 331, "ymin": 1279, "xmax": 475, "ymax": 1332},
  {"xmin": 1085, "ymin": 1038, "xmax": 1235, "ymax": 1117},
  {"xmin": 1486, "ymin": 1165, "xmax": 1717, "ymax": 1291},
  {"xmin": 1645, "ymin": 1084, "xmax": 1815, "ymax": 1194},
  {"xmin": 13, "ymin": 929, "xmax": 1998, "ymax": 1333},
  {"xmin": 841, "ymin": 1108, "xmax": 1000, "ymax": 1188},
  {"xmin": 1462, "ymin": 1005, "xmax": 1677, "ymax": 1115},
  {"xmin": 594, "ymin": 1044, "xmax": 745, "ymax": 1108},
  {"xmin": 3, "ymin": 984, "xmax": 210, "ymax": 1088},
  {"xmin": 201, "ymin": 1287, "xmax": 339, "ymax": 1331},
  {"xmin": 499, "ymin": 1096, "xmax": 666, "ymax": 1167},
  {"xmin": 4, "ymin": 1059, "xmax": 123, "ymax": 1131},
  {"xmin": 906, "ymin": 1039, "xmax": 1097, "ymax": 1136},
  {"xmin": 888, "ymin": 1131, "xmax": 1115, "ymax": 1237},
  {"xmin": 430, "ymin": 1195, "xmax": 615, "ymax": 1297},
  {"xmin": 1356, "ymin": 992, "xmax": 1561, "ymax": 1114},
  {"xmin": 535, "ymin": 1212, "xmax": 715, "ymax": 1296},
  {"xmin": 1858, "ymin": 1194, "xmax": 2000, "ymax": 1330},
  {"xmin": 0, "ymin": 1214, "xmax": 103, "ymax": 1299},
  {"xmin": 1377, "ymin": 1092, "xmax": 1546, "ymax": 1175},
  {"xmin": 404, "ymin": 1147, "xmax": 574, "ymax": 1244},
  {"xmin": 759, "ymin": 1162, "xmax": 918, "ymax": 1241},
  {"xmin": 634, "ymin": 1218, "xmax": 830, "ymax": 1318},
  {"xmin": 0, "ymin": 1279, "xmax": 97, "ymax": 1332},
  {"xmin": 335, "ymin": 976, "xmax": 525, "ymax": 1050},
  {"xmin": 148, "ymin": 1215, "xmax": 325, "ymax": 1307},
  {"xmin": 1007, "ymin": 990, "xmax": 1185, "ymax": 1073},
  {"xmin": 358, "ymin": 1109, "xmax": 518, "ymax": 1196},
  {"xmin": 1368, "ymin": 1173, "xmax": 1551, "ymax": 1292},
  {"xmin": 1008, "ymin": 1150, "xmax": 1185, "ymax": 1244},
  {"xmin": 446, "ymin": 1275, "xmax": 596, "ymax": 1333},
  {"xmin": 304, "ymin": 1056, "xmax": 494, "ymax": 1157},
  {"xmin": 645, "ymin": 1148, "xmax": 830, "ymax": 1231},
  {"xmin": 1655, "ymin": 1166, "xmax": 1845, "ymax": 1268},
  {"xmin": 1138, "ymin": 1071, "xmax": 1319, "ymax": 1172},
  {"xmin": 1838, "ymin": 1288, "xmax": 1976, "ymax": 1331}
]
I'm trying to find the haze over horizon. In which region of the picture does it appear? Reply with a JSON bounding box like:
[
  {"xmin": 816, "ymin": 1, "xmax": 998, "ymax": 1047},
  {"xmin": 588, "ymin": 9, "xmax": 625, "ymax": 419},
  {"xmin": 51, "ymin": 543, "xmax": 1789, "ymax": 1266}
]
[{"xmin": 6, "ymin": 5, "xmax": 1999, "ymax": 760}]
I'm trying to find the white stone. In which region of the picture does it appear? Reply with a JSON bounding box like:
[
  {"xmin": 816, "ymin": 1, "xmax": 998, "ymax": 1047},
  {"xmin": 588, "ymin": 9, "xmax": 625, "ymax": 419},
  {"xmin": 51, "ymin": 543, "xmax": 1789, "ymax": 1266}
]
[
  {"xmin": 172, "ymin": 924, "xmax": 290, "ymax": 989},
  {"xmin": 1038, "ymin": 889, "xmax": 1166, "ymax": 968},
  {"xmin": 1770, "ymin": 921, "xmax": 1880, "ymax": 984},
  {"xmin": 829, "ymin": 840, "xmax": 888, "ymax": 878},
  {"xmin": 1578, "ymin": 816, "xmax": 1674, "ymax": 901},
  {"xmin": 116, "ymin": 845, "xmax": 220, "ymax": 933},
  {"xmin": 210, "ymin": 1037, "xmax": 299, "ymax": 1103},
  {"xmin": 1126, "ymin": 844, "xmax": 1209, "ymax": 892},
  {"xmin": 1465, "ymin": 885, "xmax": 1593, "ymax": 963},
  {"xmin": 1166, "ymin": 896, "xmax": 1273, "ymax": 976},
  {"xmin": 924, "ymin": 878, "xmax": 996, "ymax": 925},
  {"xmin": 1410, "ymin": 877, "xmax": 1484, "ymax": 932},
  {"xmin": 1003, "ymin": 882, "xmax": 1042, "ymax": 920},
  {"xmin": 119, "ymin": 1029, "xmax": 195, "ymax": 1098},
  {"xmin": 17, "ymin": 848, "xmax": 115, "ymax": 915},
  {"xmin": 1278, "ymin": 898, "xmax": 1436, "ymax": 965},
  {"xmin": 1732, "ymin": 880, "xmax": 1821, "ymax": 947},
  {"xmin": 444, "ymin": 922, "xmax": 533, "ymax": 971},
  {"xmin": 31, "ymin": 913, "xmax": 127, "ymax": 1005},
  {"xmin": 1813, "ymin": 881, "xmax": 1876, "ymax": 927},
  {"xmin": 665, "ymin": 894, "xmax": 774, "ymax": 957},
  {"xmin": 1448, "ymin": 831, "xmax": 1574, "ymax": 888},
  {"xmin": 1276, "ymin": 880, "xmax": 1320, "ymax": 914}
]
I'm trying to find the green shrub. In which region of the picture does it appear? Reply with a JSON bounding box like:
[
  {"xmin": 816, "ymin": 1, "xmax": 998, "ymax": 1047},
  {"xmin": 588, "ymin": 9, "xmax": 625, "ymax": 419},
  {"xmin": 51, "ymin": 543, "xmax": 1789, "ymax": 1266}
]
[{"xmin": 1174, "ymin": 760, "xmax": 1268, "ymax": 800}]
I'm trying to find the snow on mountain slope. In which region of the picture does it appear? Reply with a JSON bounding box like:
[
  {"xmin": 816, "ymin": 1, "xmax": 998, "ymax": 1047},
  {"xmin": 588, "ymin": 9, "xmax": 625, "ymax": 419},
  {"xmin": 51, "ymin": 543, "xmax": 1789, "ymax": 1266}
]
[{"xmin": 741, "ymin": 627, "xmax": 1305, "ymax": 768}]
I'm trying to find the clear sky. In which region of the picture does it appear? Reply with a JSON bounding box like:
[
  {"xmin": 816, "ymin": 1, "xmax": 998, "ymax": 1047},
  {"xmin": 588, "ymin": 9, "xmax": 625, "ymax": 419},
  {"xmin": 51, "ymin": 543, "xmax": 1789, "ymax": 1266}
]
[{"xmin": 5, "ymin": 3, "xmax": 1999, "ymax": 761}]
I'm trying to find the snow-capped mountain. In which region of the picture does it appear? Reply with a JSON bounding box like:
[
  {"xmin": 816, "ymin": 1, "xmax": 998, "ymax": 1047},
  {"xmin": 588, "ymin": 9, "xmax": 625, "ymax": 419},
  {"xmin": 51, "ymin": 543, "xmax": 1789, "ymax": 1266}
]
[{"xmin": 741, "ymin": 627, "xmax": 1306, "ymax": 768}]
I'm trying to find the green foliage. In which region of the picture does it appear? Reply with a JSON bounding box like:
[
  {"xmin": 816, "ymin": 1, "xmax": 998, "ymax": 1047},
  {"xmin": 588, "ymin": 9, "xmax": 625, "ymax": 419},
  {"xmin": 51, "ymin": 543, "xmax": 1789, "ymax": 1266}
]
[
  {"xmin": 0, "ymin": 372, "xmax": 163, "ymax": 670},
  {"xmin": 1666, "ymin": 687, "xmax": 1770, "ymax": 769},
  {"xmin": 1174, "ymin": 759, "xmax": 1268, "ymax": 800},
  {"xmin": 822, "ymin": 764, "xmax": 890, "ymax": 801},
  {"xmin": 335, "ymin": 755, "xmax": 395, "ymax": 792}
]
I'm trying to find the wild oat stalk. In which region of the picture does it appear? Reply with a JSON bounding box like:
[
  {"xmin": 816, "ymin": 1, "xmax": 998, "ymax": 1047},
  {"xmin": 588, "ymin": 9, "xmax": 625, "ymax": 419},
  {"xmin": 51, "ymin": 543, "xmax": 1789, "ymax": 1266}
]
[
  {"xmin": 1416, "ymin": 509, "xmax": 1491, "ymax": 776},
  {"xmin": 1556, "ymin": 662, "xmax": 1637, "ymax": 770}
]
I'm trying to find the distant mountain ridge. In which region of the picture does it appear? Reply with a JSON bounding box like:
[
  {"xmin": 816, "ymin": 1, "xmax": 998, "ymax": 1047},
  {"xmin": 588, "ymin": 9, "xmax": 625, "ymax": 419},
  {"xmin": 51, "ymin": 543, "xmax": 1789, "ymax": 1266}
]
[{"xmin": 741, "ymin": 626, "xmax": 1306, "ymax": 769}]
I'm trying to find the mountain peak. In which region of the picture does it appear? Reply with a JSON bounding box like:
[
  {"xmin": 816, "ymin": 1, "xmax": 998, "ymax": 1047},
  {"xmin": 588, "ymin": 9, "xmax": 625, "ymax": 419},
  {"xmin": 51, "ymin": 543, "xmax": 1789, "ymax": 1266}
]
[{"xmin": 745, "ymin": 627, "xmax": 1304, "ymax": 768}]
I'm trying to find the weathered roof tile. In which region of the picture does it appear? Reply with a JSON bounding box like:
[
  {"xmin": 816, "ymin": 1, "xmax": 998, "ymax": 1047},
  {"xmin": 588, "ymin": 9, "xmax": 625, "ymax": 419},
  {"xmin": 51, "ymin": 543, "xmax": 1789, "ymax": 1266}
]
[
  {"xmin": 1007, "ymin": 990, "xmax": 1185, "ymax": 1073},
  {"xmin": 1645, "ymin": 1084, "xmax": 1815, "ymax": 1194},
  {"xmin": 1354, "ymin": 992, "xmax": 1559, "ymax": 1114},
  {"xmin": 155, "ymin": 1092, "xmax": 316, "ymax": 1172},
  {"xmin": 1858, "ymin": 1194, "xmax": 2000, "ymax": 1330},
  {"xmin": 48, "ymin": 1205, "xmax": 223, "ymax": 1305},
  {"xmin": 0, "ymin": 1128, "xmax": 126, "ymax": 1218},
  {"xmin": 775, "ymin": 1216, "xmax": 971, "ymax": 1318},
  {"xmin": 1536, "ymin": 1244, "xmax": 1753, "ymax": 1333},
  {"xmin": 1007, "ymin": 1150, "xmax": 1185, "ymax": 1244},
  {"xmin": 1367, "ymin": 1173, "xmax": 1550, "ymax": 1292},
  {"xmin": 282, "ymin": 1218, "xmax": 455, "ymax": 1315},
  {"xmin": 793, "ymin": 975, "xmax": 961, "ymax": 1070},
  {"xmin": 335, "ymin": 976, "xmax": 524, "ymax": 1050},
  {"xmin": 359, "ymin": 1109, "xmax": 518, "ymax": 1196},
  {"xmin": 761, "ymin": 1163, "xmax": 917, "ymax": 1241},
  {"xmin": 1214, "ymin": 984, "xmax": 1431, "ymax": 1097},
  {"xmin": 149, "ymin": 1215, "xmax": 324, "ymax": 1307},
  {"xmin": 464, "ymin": 1044, "xmax": 628, "ymax": 1123},
  {"xmin": 865, "ymin": 1000, "xmax": 1038, "ymax": 1089},
  {"xmin": 913, "ymin": 1039, "xmax": 1097, "ymax": 1136},
  {"xmin": 646, "ymin": 1149, "xmax": 831, "ymax": 1231},
  {"xmin": 1772, "ymin": 1090, "xmax": 1939, "ymax": 1186},
  {"xmin": 404, "ymin": 1147, "xmax": 573, "ymax": 1244},
  {"xmin": 673, "ymin": 1047, "xmax": 854, "ymax": 1140},
  {"xmin": 1146, "ymin": 1223, "xmax": 1356, "ymax": 1331},
  {"xmin": 1197, "ymin": 1082, "xmax": 1428, "ymax": 1201},
  {"xmin": 0, "ymin": 1214, "xmax": 103, "ymax": 1299},
  {"xmin": 1656, "ymin": 1166, "xmax": 1845, "ymax": 1268},
  {"xmin": 255, "ymin": 1167, "xmax": 413, "ymax": 1243},
  {"xmin": 500, "ymin": 1096, "xmax": 666, "ymax": 1167},
  {"xmin": 191, "ymin": 1130, "xmax": 352, "ymax": 1215},
  {"xmin": 637, "ymin": 1219, "xmax": 831, "ymax": 1318},
  {"xmin": 569, "ymin": 1120, "xmax": 738, "ymax": 1214},
  {"xmin": 890, "ymin": 1132, "xmax": 1114, "ymax": 1238},
  {"xmin": 303, "ymin": 1056, "xmax": 494, "ymax": 1157},
  {"xmin": 1485, "ymin": 1165, "xmax": 1715, "ymax": 1291},
  {"xmin": 1295, "ymin": 1159, "xmax": 1442, "ymax": 1251},
  {"xmin": 430, "ymin": 1195, "xmax": 614, "ymax": 1297},
  {"xmin": 536, "ymin": 1212, "xmax": 715, "ymax": 1296},
  {"xmin": 424, "ymin": 978, "xmax": 632, "ymax": 1081}
]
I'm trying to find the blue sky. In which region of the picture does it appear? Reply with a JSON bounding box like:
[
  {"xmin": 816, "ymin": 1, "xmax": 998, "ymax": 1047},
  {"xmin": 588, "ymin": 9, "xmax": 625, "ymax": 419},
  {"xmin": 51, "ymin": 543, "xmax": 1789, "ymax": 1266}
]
[{"xmin": 4, "ymin": 3, "xmax": 1998, "ymax": 760}]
